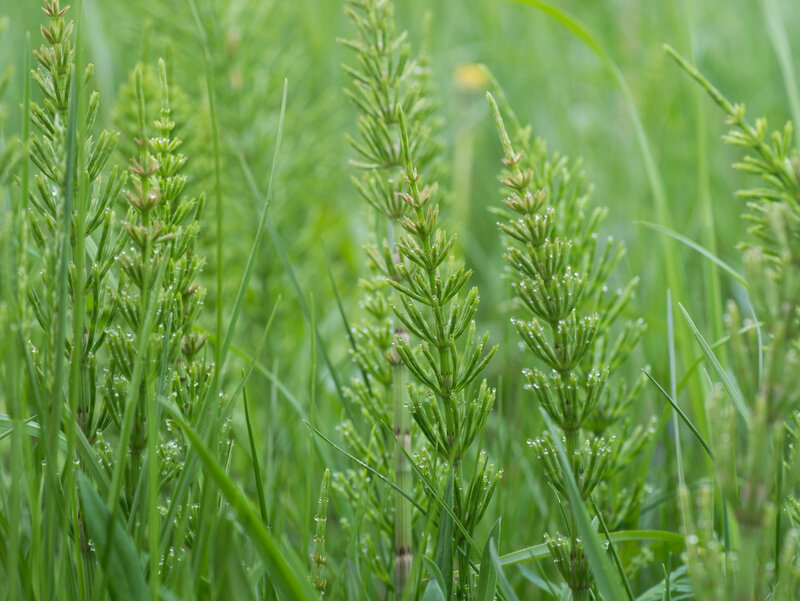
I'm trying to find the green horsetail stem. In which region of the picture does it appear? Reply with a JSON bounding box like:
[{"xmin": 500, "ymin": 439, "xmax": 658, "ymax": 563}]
[{"xmin": 311, "ymin": 468, "xmax": 330, "ymax": 597}]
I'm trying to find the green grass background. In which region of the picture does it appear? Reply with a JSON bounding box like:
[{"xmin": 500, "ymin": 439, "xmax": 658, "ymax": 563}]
[{"xmin": 1, "ymin": 0, "xmax": 799, "ymax": 597}]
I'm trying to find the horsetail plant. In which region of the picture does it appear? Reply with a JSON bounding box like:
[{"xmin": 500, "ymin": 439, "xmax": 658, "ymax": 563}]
[
  {"xmin": 27, "ymin": 0, "xmax": 124, "ymax": 441},
  {"xmin": 394, "ymin": 104, "xmax": 500, "ymax": 599},
  {"xmin": 338, "ymin": 0, "xmax": 441, "ymax": 595},
  {"xmin": 104, "ymin": 56, "xmax": 212, "ymax": 553},
  {"xmin": 311, "ymin": 468, "xmax": 331, "ymax": 597},
  {"xmin": 666, "ymin": 45, "xmax": 800, "ymax": 601},
  {"xmin": 489, "ymin": 93, "xmax": 650, "ymax": 600}
]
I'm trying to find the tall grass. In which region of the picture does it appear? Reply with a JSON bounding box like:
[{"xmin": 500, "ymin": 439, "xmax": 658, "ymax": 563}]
[{"xmin": 1, "ymin": 0, "xmax": 799, "ymax": 599}]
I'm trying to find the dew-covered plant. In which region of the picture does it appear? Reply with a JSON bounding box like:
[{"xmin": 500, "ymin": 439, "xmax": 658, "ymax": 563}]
[
  {"xmin": 667, "ymin": 46, "xmax": 800, "ymax": 601},
  {"xmin": 337, "ymin": 0, "xmax": 441, "ymax": 595},
  {"xmin": 27, "ymin": 0, "xmax": 124, "ymax": 440},
  {"xmin": 104, "ymin": 57, "xmax": 212, "ymax": 509},
  {"xmin": 338, "ymin": 1, "xmax": 500, "ymax": 599},
  {"xmin": 489, "ymin": 93, "xmax": 651, "ymax": 600}
]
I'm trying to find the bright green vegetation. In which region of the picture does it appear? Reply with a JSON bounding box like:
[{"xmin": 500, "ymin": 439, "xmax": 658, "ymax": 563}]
[{"xmin": 1, "ymin": 0, "xmax": 800, "ymax": 599}]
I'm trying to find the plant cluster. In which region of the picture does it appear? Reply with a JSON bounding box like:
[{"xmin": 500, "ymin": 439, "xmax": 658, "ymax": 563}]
[
  {"xmin": 489, "ymin": 94, "xmax": 652, "ymax": 599},
  {"xmin": 667, "ymin": 46, "xmax": 800, "ymax": 601},
  {"xmin": 336, "ymin": 1, "xmax": 500, "ymax": 599},
  {"xmin": 5, "ymin": 1, "xmax": 800, "ymax": 600},
  {"xmin": 336, "ymin": 0, "xmax": 441, "ymax": 595}
]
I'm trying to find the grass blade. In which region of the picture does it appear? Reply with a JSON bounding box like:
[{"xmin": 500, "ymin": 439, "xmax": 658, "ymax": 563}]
[
  {"xmin": 540, "ymin": 408, "xmax": 630, "ymax": 601},
  {"xmin": 238, "ymin": 154, "xmax": 357, "ymax": 423},
  {"xmin": 221, "ymin": 80, "xmax": 288, "ymax": 370},
  {"xmin": 163, "ymin": 402, "xmax": 319, "ymax": 601},
  {"xmin": 496, "ymin": 530, "xmax": 684, "ymax": 567},
  {"xmin": 434, "ymin": 471, "xmax": 455, "ymax": 600},
  {"xmin": 78, "ymin": 472, "xmax": 149, "ymax": 601},
  {"xmin": 643, "ymin": 370, "xmax": 714, "ymax": 459},
  {"xmin": 422, "ymin": 556, "xmax": 447, "ymax": 601},
  {"xmin": 476, "ymin": 518, "xmax": 501, "ymax": 601},
  {"xmin": 678, "ymin": 303, "xmax": 750, "ymax": 421},
  {"xmin": 306, "ymin": 421, "xmax": 426, "ymax": 515},
  {"xmin": 592, "ymin": 498, "xmax": 635, "ymax": 601},
  {"xmin": 636, "ymin": 220, "xmax": 748, "ymax": 288},
  {"xmin": 243, "ymin": 384, "xmax": 269, "ymax": 525},
  {"xmin": 489, "ymin": 539, "xmax": 521, "ymax": 601}
]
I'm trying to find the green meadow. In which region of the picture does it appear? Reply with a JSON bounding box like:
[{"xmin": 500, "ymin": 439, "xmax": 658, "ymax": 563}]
[{"xmin": 1, "ymin": 0, "xmax": 800, "ymax": 599}]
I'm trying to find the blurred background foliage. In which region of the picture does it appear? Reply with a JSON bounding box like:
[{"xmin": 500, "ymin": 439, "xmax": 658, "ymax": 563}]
[{"xmin": 1, "ymin": 0, "xmax": 799, "ymax": 596}]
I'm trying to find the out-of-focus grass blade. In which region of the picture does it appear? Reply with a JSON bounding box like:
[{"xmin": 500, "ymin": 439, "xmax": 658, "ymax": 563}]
[
  {"xmin": 239, "ymin": 153, "xmax": 357, "ymax": 423},
  {"xmin": 496, "ymin": 530, "xmax": 684, "ymax": 566},
  {"xmin": 78, "ymin": 472, "xmax": 149, "ymax": 601},
  {"xmin": 643, "ymin": 370, "xmax": 714, "ymax": 459},
  {"xmin": 222, "ymin": 80, "xmax": 288, "ymax": 370},
  {"xmin": 676, "ymin": 322, "xmax": 761, "ymax": 394},
  {"xmin": 164, "ymin": 402, "xmax": 320, "ymax": 601},
  {"xmin": 637, "ymin": 220, "xmax": 748, "ymax": 288},
  {"xmin": 322, "ymin": 238, "xmax": 373, "ymax": 394},
  {"xmin": 678, "ymin": 303, "xmax": 750, "ymax": 421},
  {"xmin": 762, "ymin": 0, "xmax": 800, "ymax": 151},
  {"xmin": 306, "ymin": 421, "xmax": 426, "ymax": 514},
  {"xmin": 540, "ymin": 408, "xmax": 630, "ymax": 601},
  {"xmin": 505, "ymin": 0, "xmax": 681, "ymax": 306},
  {"xmin": 634, "ymin": 565, "xmax": 691, "ymax": 601},
  {"xmin": 227, "ymin": 341, "xmax": 306, "ymax": 419},
  {"xmin": 217, "ymin": 298, "xmax": 281, "ymax": 427},
  {"xmin": 243, "ymin": 384, "xmax": 269, "ymax": 525},
  {"xmin": 187, "ymin": 0, "xmax": 224, "ymax": 382}
]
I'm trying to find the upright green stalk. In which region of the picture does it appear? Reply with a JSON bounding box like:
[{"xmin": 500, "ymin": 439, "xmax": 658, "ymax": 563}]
[
  {"xmin": 338, "ymin": 0, "xmax": 442, "ymax": 594},
  {"xmin": 394, "ymin": 105, "xmax": 500, "ymax": 599}
]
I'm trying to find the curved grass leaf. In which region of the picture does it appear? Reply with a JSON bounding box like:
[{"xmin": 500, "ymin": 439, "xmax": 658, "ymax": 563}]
[
  {"xmin": 422, "ymin": 556, "xmax": 448, "ymax": 601},
  {"xmin": 496, "ymin": 530, "xmax": 684, "ymax": 567},
  {"xmin": 476, "ymin": 519, "xmax": 501, "ymax": 601},
  {"xmin": 678, "ymin": 303, "xmax": 750, "ymax": 421},
  {"xmin": 434, "ymin": 472, "xmax": 455, "ymax": 600},
  {"xmin": 78, "ymin": 472, "xmax": 149, "ymax": 601},
  {"xmin": 541, "ymin": 408, "xmax": 630, "ymax": 601}
]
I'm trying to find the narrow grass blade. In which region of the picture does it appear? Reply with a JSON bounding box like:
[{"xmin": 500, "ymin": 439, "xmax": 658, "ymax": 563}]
[
  {"xmin": 434, "ymin": 472, "xmax": 454, "ymax": 600},
  {"xmin": 186, "ymin": 0, "xmax": 224, "ymax": 387},
  {"xmin": 422, "ymin": 556, "xmax": 447, "ymax": 601},
  {"xmin": 678, "ymin": 303, "xmax": 750, "ymax": 421},
  {"xmin": 489, "ymin": 539, "xmax": 521, "ymax": 601},
  {"xmin": 226, "ymin": 342, "xmax": 307, "ymax": 419},
  {"xmin": 540, "ymin": 408, "xmax": 630, "ymax": 601},
  {"xmin": 217, "ymin": 298, "xmax": 281, "ymax": 427},
  {"xmin": 505, "ymin": 0, "xmax": 680, "ymax": 297},
  {"xmin": 636, "ymin": 220, "xmax": 748, "ymax": 288},
  {"xmin": 306, "ymin": 421, "xmax": 426, "ymax": 514},
  {"xmin": 238, "ymin": 154, "xmax": 356, "ymax": 423},
  {"xmin": 243, "ymin": 384, "xmax": 269, "ymax": 525},
  {"xmin": 643, "ymin": 370, "xmax": 713, "ymax": 459},
  {"xmin": 476, "ymin": 519, "xmax": 501, "ymax": 601},
  {"xmin": 78, "ymin": 472, "xmax": 149, "ymax": 601},
  {"xmin": 592, "ymin": 498, "xmax": 635, "ymax": 601},
  {"xmin": 163, "ymin": 402, "xmax": 320, "ymax": 601},
  {"xmin": 762, "ymin": 0, "xmax": 800, "ymax": 151},
  {"xmin": 322, "ymin": 238, "xmax": 372, "ymax": 394}
]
